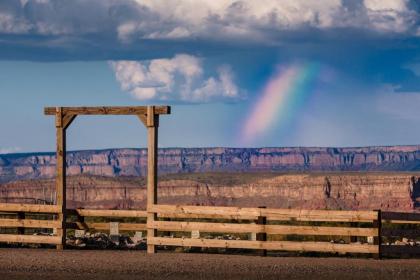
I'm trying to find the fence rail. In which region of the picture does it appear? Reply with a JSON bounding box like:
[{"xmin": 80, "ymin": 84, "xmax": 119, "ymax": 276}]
[
  {"xmin": 148, "ymin": 237, "xmax": 379, "ymax": 254},
  {"xmin": 148, "ymin": 220, "xmax": 378, "ymax": 236},
  {"xmin": 382, "ymin": 212, "xmax": 420, "ymax": 224},
  {"xmin": 150, "ymin": 205, "xmax": 378, "ymax": 222},
  {"xmin": 0, "ymin": 203, "xmax": 60, "ymax": 213},
  {"xmin": 0, "ymin": 234, "xmax": 61, "ymax": 244},
  {"xmin": 0, "ymin": 203, "xmax": 61, "ymax": 246},
  {"xmin": 148, "ymin": 204, "xmax": 381, "ymax": 256},
  {"xmin": 1, "ymin": 202, "xmax": 420, "ymax": 257}
]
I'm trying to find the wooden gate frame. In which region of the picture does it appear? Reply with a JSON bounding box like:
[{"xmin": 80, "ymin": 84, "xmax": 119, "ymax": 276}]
[{"xmin": 44, "ymin": 106, "xmax": 171, "ymax": 252}]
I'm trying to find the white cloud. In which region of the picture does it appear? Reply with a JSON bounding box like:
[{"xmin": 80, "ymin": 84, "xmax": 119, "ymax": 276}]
[
  {"xmin": 126, "ymin": 0, "xmax": 418, "ymax": 40},
  {"xmin": 0, "ymin": 13, "xmax": 30, "ymax": 34},
  {"xmin": 110, "ymin": 54, "xmax": 243, "ymax": 103},
  {"xmin": 135, "ymin": 0, "xmax": 336, "ymax": 30},
  {"xmin": 363, "ymin": 0, "xmax": 416, "ymax": 32},
  {"xmin": 0, "ymin": 0, "xmax": 418, "ymax": 40}
]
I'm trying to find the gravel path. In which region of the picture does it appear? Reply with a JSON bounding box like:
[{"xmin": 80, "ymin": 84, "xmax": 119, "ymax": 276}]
[{"xmin": 1, "ymin": 249, "xmax": 420, "ymax": 280}]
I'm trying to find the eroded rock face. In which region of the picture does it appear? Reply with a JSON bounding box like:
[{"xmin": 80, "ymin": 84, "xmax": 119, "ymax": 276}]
[
  {"xmin": 1, "ymin": 173, "xmax": 419, "ymax": 211},
  {"xmin": 1, "ymin": 146, "xmax": 420, "ymax": 183}
]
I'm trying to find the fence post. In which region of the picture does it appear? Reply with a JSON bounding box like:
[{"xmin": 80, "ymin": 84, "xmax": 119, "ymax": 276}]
[
  {"xmin": 350, "ymin": 222, "xmax": 357, "ymax": 243},
  {"xmin": 256, "ymin": 206, "xmax": 267, "ymax": 256},
  {"xmin": 76, "ymin": 208, "xmax": 87, "ymax": 230},
  {"xmin": 146, "ymin": 106, "xmax": 158, "ymax": 254},
  {"xmin": 373, "ymin": 209, "xmax": 382, "ymax": 259},
  {"xmin": 17, "ymin": 212, "xmax": 25, "ymax": 235},
  {"xmin": 55, "ymin": 107, "xmax": 66, "ymax": 250}
]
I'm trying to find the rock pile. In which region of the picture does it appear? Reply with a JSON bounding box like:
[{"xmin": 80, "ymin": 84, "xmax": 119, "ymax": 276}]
[
  {"xmin": 66, "ymin": 232, "xmax": 147, "ymax": 250},
  {"xmin": 388, "ymin": 238, "xmax": 420, "ymax": 246}
]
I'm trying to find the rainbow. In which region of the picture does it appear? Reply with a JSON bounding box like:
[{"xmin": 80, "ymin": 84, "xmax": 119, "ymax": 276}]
[{"xmin": 239, "ymin": 62, "xmax": 320, "ymax": 145}]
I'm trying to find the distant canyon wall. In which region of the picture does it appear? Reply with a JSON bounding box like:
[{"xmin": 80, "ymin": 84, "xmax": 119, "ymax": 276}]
[
  {"xmin": 0, "ymin": 174, "xmax": 419, "ymax": 212},
  {"xmin": 1, "ymin": 146, "xmax": 420, "ymax": 183}
]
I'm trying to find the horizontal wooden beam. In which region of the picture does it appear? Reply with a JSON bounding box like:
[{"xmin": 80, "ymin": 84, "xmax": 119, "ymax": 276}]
[
  {"xmin": 148, "ymin": 221, "xmax": 378, "ymax": 237},
  {"xmin": 0, "ymin": 203, "xmax": 60, "ymax": 214},
  {"xmin": 382, "ymin": 228, "xmax": 420, "ymax": 238},
  {"xmin": 263, "ymin": 209, "xmax": 378, "ymax": 222},
  {"xmin": 0, "ymin": 219, "xmax": 60, "ymax": 229},
  {"xmin": 0, "ymin": 234, "xmax": 61, "ymax": 245},
  {"xmin": 44, "ymin": 106, "xmax": 171, "ymax": 116},
  {"xmin": 384, "ymin": 220, "xmax": 420, "ymax": 224},
  {"xmin": 150, "ymin": 204, "xmax": 259, "ymax": 220},
  {"xmin": 382, "ymin": 211, "xmax": 420, "ymax": 223},
  {"xmin": 66, "ymin": 222, "xmax": 146, "ymax": 231},
  {"xmin": 148, "ymin": 237, "xmax": 379, "ymax": 254},
  {"xmin": 66, "ymin": 209, "xmax": 147, "ymax": 218},
  {"xmin": 150, "ymin": 205, "xmax": 378, "ymax": 222}
]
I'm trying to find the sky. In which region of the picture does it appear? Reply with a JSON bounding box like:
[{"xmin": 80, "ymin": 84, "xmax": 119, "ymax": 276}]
[{"xmin": 0, "ymin": 0, "xmax": 420, "ymax": 153}]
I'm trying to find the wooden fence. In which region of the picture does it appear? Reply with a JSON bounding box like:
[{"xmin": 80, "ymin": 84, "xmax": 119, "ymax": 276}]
[
  {"xmin": 0, "ymin": 203, "xmax": 61, "ymax": 245},
  {"xmin": 0, "ymin": 204, "xmax": 148, "ymax": 246},
  {"xmin": 381, "ymin": 211, "xmax": 420, "ymax": 255},
  {"xmin": 147, "ymin": 205, "xmax": 380, "ymax": 255},
  {"xmin": 2, "ymin": 202, "xmax": 420, "ymax": 258}
]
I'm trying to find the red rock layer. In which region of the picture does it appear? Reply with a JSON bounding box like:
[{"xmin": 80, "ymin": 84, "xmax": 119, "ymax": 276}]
[{"xmin": 0, "ymin": 173, "xmax": 419, "ymax": 212}]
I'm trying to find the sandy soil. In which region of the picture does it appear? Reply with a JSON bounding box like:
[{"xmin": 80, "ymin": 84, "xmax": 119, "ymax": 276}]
[{"xmin": 0, "ymin": 249, "xmax": 420, "ymax": 280}]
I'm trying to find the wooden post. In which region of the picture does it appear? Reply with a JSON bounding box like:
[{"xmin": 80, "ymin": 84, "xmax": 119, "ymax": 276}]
[
  {"xmin": 17, "ymin": 212, "xmax": 25, "ymax": 235},
  {"xmin": 76, "ymin": 208, "xmax": 87, "ymax": 230},
  {"xmin": 350, "ymin": 222, "xmax": 358, "ymax": 243},
  {"xmin": 373, "ymin": 209, "xmax": 382, "ymax": 259},
  {"xmin": 55, "ymin": 107, "xmax": 66, "ymax": 250},
  {"xmin": 146, "ymin": 106, "xmax": 158, "ymax": 254},
  {"xmin": 256, "ymin": 206, "xmax": 267, "ymax": 256}
]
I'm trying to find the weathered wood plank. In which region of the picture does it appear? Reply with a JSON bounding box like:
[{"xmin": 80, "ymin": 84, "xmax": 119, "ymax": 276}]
[
  {"xmin": 385, "ymin": 220, "xmax": 420, "ymax": 224},
  {"xmin": 0, "ymin": 219, "xmax": 61, "ymax": 229},
  {"xmin": 148, "ymin": 237, "xmax": 379, "ymax": 254},
  {"xmin": 382, "ymin": 228, "xmax": 420, "ymax": 238},
  {"xmin": 44, "ymin": 106, "xmax": 171, "ymax": 116},
  {"xmin": 262, "ymin": 208, "xmax": 377, "ymax": 222},
  {"xmin": 150, "ymin": 205, "xmax": 377, "ymax": 222},
  {"xmin": 67, "ymin": 209, "xmax": 147, "ymax": 218},
  {"xmin": 66, "ymin": 222, "xmax": 146, "ymax": 231},
  {"xmin": 0, "ymin": 234, "xmax": 61, "ymax": 245},
  {"xmin": 0, "ymin": 203, "xmax": 60, "ymax": 213},
  {"xmin": 382, "ymin": 212, "xmax": 420, "ymax": 222},
  {"xmin": 148, "ymin": 221, "xmax": 378, "ymax": 237},
  {"xmin": 150, "ymin": 205, "xmax": 261, "ymax": 220},
  {"xmin": 156, "ymin": 213, "xmax": 259, "ymax": 220}
]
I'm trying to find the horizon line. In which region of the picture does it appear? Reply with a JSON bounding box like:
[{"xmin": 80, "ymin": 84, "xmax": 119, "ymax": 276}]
[{"xmin": 2, "ymin": 144, "xmax": 420, "ymax": 156}]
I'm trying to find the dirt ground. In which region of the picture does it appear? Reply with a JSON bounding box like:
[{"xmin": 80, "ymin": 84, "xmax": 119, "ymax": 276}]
[{"xmin": 1, "ymin": 249, "xmax": 420, "ymax": 280}]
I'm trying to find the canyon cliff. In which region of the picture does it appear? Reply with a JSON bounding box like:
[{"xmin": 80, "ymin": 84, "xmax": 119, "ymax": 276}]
[
  {"xmin": 1, "ymin": 146, "xmax": 420, "ymax": 212},
  {"xmin": 0, "ymin": 173, "xmax": 419, "ymax": 211},
  {"xmin": 1, "ymin": 146, "xmax": 420, "ymax": 183}
]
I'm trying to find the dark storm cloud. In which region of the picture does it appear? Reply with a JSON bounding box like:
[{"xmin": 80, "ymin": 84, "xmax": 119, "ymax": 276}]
[{"xmin": 0, "ymin": 0, "xmax": 418, "ymax": 61}]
